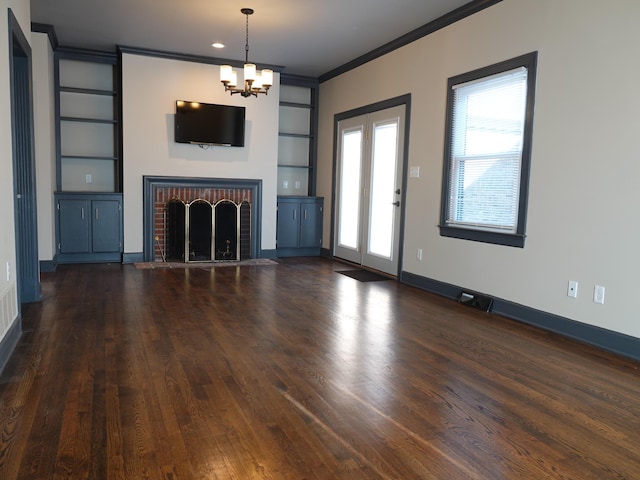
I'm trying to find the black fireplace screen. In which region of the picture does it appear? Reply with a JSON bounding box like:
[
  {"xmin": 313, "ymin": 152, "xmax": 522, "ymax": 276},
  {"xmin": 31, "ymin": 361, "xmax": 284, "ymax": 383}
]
[{"xmin": 165, "ymin": 199, "xmax": 250, "ymax": 262}]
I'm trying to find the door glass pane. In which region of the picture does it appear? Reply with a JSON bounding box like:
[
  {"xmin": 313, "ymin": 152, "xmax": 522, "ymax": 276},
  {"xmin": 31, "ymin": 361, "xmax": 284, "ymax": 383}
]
[
  {"xmin": 368, "ymin": 122, "xmax": 398, "ymax": 259},
  {"xmin": 338, "ymin": 129, "xmax": 362, "ymax": 249}
]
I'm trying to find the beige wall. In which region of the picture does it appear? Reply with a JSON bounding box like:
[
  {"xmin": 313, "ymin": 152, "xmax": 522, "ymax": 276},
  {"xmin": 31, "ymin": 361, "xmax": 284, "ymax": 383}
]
[
  {"xmin": 0, "ymin": 0, "xmax": 30, "ymax": 342},
  {"xmin": 33, "ymin": 32, "xmax": 57, "ymax": 262},
  {"xmin": 121, "ymin": 53, "xmax": 280, "ymax": 254},
  {"xmin": 317, "ymin": 0, "xmax": 640, "ymax": 338}
]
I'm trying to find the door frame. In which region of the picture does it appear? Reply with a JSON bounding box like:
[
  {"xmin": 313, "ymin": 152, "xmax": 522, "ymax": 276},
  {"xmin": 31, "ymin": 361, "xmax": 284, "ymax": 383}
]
[
  {"xmin": 330, "ymin": 94, "xmax": 411, "ymax": 277},
  {"xmin": 9, "ymin": 9, "xmax": 41, "ymax": 306}
]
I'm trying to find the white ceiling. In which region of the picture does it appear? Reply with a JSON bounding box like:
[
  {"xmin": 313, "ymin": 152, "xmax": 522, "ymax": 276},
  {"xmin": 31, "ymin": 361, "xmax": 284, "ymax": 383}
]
[{"xmin": 30, "ymin": 0, "xmax": 474, "ymax": 77}]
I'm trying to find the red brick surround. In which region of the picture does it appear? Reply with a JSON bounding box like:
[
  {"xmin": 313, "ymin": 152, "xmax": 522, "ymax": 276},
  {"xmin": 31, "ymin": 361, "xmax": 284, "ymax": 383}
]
[{"xmin": 153, "ymin": 186, "xmax": 252, "ymax": 261}]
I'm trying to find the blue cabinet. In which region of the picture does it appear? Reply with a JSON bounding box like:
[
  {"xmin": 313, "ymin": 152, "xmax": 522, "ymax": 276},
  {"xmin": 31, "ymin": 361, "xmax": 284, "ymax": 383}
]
[
  {"xmin": 277, "ymin": 196, "xmax": 323, "ymax": 257},
  {"xmin": 56, "ymin": 193, "xmax": 123, "ymax": 263}
]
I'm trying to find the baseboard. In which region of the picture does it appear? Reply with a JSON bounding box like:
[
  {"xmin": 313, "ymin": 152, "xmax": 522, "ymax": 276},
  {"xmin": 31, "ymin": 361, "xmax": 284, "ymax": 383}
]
[
  {"xmin": 0, "ymin": 315, "xmax": 22, "ymax": 375},
  {"xmin": 56, "ymin": 252, "xmax": 122, "ymax": 264},
  {"xmin": 401, "ymin": 271, "xmax": 640, "ymax": 363},
  {"xmin": 276, "ymin": 247, "xmax": 321, "ymax": 258},
  {"xmin": 122, "ymin": 252, "xmax": 144, "ymax": 264},
  {"xmin": 39, "ymin": 258, "xmax": 57, "ymax": 272},
  {"xmin": 401, "ymin": 271, "xmax": 460, "ymax": 300},
  {"xmin": 260, "ymin": 249, "xmax": 278, "ymax": 259}
]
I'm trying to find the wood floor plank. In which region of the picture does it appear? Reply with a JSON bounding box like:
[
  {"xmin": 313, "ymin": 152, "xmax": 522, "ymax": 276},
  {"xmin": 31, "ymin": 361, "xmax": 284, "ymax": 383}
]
[{"xmin": 0, "ymin": 258, "xmax": 639, "ymax": 478}]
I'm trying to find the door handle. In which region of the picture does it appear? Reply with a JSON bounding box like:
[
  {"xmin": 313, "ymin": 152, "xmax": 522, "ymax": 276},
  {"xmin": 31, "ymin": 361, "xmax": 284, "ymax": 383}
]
[{"xmin": 392, "ymin": 201, "xmax": 400, "ymax": 207}]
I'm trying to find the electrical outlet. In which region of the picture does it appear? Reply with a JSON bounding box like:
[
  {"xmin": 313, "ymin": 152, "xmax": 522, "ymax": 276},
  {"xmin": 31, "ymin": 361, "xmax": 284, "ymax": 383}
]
[
  {"xmin": 85, "ymin": 174, "xmax": 92, "ymax": 183},
  {"xmin": 567, "ymin": 280, "xmax": 578, "ymax": 298},
  {"xmin": 410, "ymin": 166, "xmax": 420, "ymax": 178},
  {"xmin": 594, "ymin": 285, "xmax": 605, "ymax": 304},
  {"xmin": 417, "ymin": 248, "xmax": 423, "ymax": 261},
  {"xmin": 6, "ymin": 262, "xmax": 10, "ymax": 282}
]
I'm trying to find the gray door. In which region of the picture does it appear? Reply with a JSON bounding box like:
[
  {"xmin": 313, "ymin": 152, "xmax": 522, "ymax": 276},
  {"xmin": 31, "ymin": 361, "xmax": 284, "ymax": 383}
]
[
  {"xmin": 334, "ymin": 105, "xmax": 406, "ymax": 275},
  {"xmin": 59, "ymin": 200, "xmax": 90, "ymax": 253},
  {"xmin": 92, "ymin": 200, "xmax": 122, "ymax": 252}
]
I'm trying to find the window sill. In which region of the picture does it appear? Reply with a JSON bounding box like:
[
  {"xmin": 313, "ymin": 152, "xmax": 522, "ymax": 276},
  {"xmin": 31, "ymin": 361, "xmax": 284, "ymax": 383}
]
[{"xmin": 438, "ymin": 225, "xmax": 525, "ymax": 248}]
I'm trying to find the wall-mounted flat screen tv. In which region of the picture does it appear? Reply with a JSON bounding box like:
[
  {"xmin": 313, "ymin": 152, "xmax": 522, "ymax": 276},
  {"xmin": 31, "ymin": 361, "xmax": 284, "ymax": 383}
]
[{"xmin": 174, "ymin": 100, "xmax": 245, "ymax": 147}]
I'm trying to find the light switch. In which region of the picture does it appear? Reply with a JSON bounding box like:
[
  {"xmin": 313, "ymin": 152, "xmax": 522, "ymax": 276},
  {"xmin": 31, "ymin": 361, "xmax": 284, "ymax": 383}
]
[{"xmin": 594, "ymin": 285, "xmax": 605, "ymax": 304}]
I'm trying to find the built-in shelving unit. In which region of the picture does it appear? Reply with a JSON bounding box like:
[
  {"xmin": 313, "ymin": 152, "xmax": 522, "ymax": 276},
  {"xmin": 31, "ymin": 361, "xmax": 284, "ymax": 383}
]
[
  {"xmin": 54, "ymin": 49, "xmax": 123, "ymax": 264},
  {"xmin": 277, "ymin": 75, "xmax": 318, "ymax": 196}
]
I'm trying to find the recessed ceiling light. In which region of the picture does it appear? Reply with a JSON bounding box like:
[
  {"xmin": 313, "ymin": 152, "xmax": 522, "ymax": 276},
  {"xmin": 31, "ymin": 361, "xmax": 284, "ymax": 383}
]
[{"xmin": 211, "ymin": 42, "xmax": 225, "ymax": 49}]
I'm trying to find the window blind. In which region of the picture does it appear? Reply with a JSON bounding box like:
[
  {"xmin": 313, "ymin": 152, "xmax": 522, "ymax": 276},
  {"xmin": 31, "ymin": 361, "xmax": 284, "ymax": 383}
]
[{"xmin": 447, "ymin": 66, "xmax": 528, "ymax": 232}]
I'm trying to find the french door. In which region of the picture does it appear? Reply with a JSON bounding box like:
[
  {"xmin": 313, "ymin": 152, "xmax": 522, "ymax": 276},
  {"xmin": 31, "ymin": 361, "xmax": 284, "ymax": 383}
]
[{"xmin": 334, "ymin": 105, "xmax": 405, "ymax": 275}]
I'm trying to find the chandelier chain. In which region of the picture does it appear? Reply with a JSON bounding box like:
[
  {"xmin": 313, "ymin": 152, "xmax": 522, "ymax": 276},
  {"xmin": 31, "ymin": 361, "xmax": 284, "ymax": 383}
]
[{"xmin": 245, "ymin": 11, "xmax": 250, "ymax": 64}]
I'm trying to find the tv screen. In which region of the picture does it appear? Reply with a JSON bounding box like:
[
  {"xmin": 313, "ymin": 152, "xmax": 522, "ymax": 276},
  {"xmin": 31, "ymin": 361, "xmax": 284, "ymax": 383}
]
[{"xmin": 174, "ymin": 100, "xmax": 245, "ymax": 147}]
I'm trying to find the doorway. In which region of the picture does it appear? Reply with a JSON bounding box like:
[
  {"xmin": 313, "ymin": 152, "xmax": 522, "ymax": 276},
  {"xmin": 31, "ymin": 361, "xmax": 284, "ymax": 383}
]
[
  {"xmin": 9, "ymin": 10, "xmax": 41, "ymax": 305},
  {"xmin": 334, "ymin": 99, "xmax": 409, "ymax": 276}
]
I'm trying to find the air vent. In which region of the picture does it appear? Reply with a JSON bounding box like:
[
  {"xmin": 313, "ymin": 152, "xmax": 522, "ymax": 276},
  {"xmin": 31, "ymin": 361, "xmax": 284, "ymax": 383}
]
[
  {"xmin": 458, "ymin": 290, "xmax": 493, "ymax": 312},
  {"xmin": 0, "ymin": 285, "xmax": 18, "ymax": 334}
]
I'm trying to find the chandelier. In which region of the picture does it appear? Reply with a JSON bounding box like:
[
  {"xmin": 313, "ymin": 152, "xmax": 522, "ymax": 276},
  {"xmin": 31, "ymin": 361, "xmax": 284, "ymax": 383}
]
[{"xmin": 220, "ymin": 8, "xmax": 273, "ymax": 97}]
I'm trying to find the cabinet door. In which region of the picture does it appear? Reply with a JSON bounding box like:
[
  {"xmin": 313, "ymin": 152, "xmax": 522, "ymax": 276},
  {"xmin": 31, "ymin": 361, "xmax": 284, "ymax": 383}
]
[
  {"xmin": 299, "ymin": 201, "xmax": 322, "ymax": 248},
  {"xmin": 58, "ymin": 199, "xmax": 90, "ymax": 253},
  {"xmin": 92, "ymin": 200, "xmax": 121, "ymax": 252},
  {"xmin": 277, "ymin": 201, "xmax": 300, "ymax": 248}
]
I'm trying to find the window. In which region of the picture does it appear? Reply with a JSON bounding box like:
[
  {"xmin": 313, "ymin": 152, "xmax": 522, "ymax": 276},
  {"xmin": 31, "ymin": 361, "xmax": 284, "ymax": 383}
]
[{"xmin": 439, "ymin": 52, "xmax": 537, "ymax": 247}]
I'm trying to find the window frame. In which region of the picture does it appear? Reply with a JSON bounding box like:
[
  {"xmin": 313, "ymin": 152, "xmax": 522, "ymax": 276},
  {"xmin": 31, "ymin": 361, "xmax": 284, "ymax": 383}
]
[{"xmin": 439, "ymin": 52, "xmax": 538, "ymax": 248}]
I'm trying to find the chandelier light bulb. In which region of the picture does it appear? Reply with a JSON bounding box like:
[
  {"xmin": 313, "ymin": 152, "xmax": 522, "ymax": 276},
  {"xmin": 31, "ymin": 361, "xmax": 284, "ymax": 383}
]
[
  {"xmin": 261, "ymin": 69, "xmax": 273, "ymax": 87},
  {"xmin": 244, "ymin": 63, "xmax": 256, "ymax": 82},
  {"xmin": 220, "ymin": 65, "xmax": 233, "ymax": 83}
]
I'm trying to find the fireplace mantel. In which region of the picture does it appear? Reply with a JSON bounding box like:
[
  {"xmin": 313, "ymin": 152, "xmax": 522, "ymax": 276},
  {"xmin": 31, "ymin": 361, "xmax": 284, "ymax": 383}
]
[{"xmin": 143, "ymin": 176, "xmax": 262, "ymax": 262}]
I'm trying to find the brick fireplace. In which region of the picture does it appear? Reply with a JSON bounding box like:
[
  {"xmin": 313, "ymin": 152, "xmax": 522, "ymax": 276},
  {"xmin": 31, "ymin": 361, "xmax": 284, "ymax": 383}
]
[{"xmin": 143, "ymin": 176, "xmax": 262, "ymax": 262}]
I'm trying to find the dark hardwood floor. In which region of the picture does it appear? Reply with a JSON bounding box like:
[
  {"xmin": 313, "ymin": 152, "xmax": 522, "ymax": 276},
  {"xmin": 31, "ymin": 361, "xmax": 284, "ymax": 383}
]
[{"xmin": 1, "ymin": 258, "xmax": 639, "ymax": 479}]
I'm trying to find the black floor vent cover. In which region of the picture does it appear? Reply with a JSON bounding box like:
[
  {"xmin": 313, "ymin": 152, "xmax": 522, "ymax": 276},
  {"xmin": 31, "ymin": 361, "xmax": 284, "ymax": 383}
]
[{"xmin": 458, "ymin": 291, "xmax": 493, "ymax": 312}]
